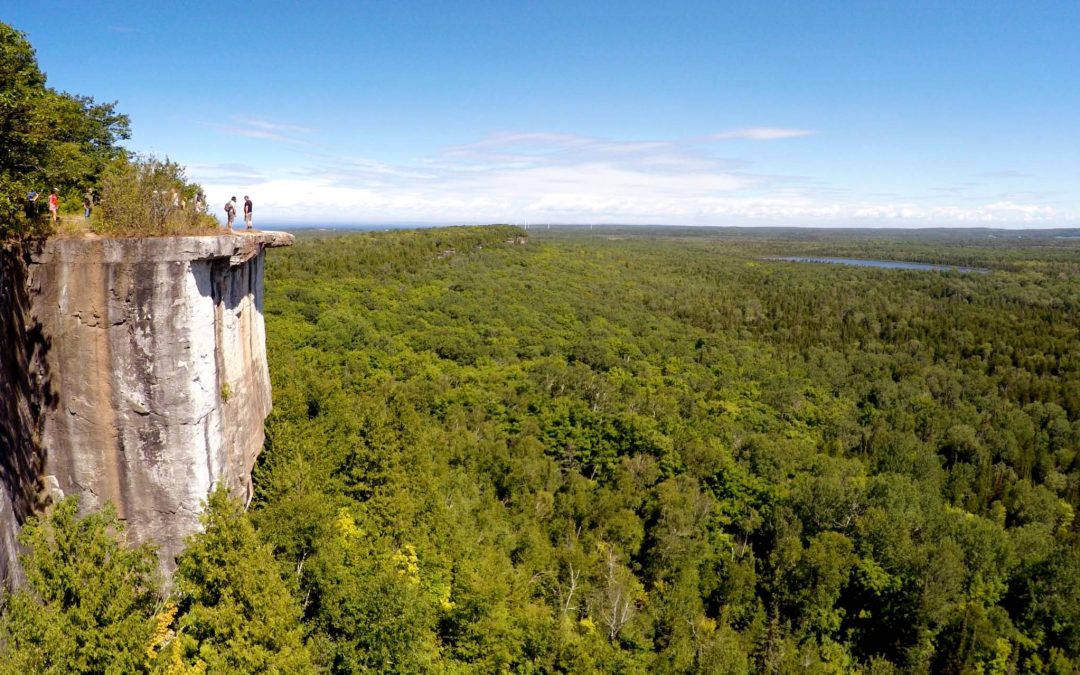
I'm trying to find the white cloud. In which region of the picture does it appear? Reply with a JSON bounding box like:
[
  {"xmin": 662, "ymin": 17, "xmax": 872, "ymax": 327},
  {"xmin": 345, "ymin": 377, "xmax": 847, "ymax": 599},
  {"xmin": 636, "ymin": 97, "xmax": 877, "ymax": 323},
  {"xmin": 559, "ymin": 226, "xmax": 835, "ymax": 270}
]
[
  {"xmin": 980, "ymin": 170, "xmax": 1031, "ymax": 179},
  {"xmin": 191, "ymin": 129, "xmax": 1077, "ymax": 227},
  {"xmin": 206, "ymin": 116, "xmax": 315, "ymax": 144},
  {"xmin": 982, "ymin": 201, "xmax": 1058, "ymax": 216},
  {"xmin": 709, "ymin": 127, "xmax": 816, "ymax": 141},
  {"xmin": 232, "ymin": 117, "xmax": 315, "ymax": 134}
]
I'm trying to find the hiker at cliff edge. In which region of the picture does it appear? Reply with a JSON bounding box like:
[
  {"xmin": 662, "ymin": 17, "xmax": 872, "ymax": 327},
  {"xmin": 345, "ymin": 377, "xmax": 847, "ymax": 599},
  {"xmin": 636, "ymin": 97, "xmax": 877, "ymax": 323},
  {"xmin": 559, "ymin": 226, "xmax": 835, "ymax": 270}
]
[
  {"xmin": 224, "ymin": 196, "xmax": 237, "ymax": 230},
  {"xmin": 243, "ymin": 195, "xmax": 253, "ymax": 230}
]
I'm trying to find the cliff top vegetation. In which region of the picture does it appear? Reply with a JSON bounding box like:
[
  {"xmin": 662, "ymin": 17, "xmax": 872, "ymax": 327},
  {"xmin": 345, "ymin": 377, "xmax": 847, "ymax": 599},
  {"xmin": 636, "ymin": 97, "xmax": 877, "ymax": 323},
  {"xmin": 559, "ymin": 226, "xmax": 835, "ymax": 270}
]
[{"xmin": 0, "ymin": 22, "xmax": 216, "ymax": 239}]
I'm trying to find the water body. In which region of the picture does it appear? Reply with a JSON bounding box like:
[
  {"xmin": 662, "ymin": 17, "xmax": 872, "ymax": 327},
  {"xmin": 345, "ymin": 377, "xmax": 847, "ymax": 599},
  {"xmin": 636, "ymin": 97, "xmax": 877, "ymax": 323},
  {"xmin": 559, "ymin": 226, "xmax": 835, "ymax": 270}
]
[{"xmin": 764, "ymin": 256, "xmax": 988, "ymax": 273}]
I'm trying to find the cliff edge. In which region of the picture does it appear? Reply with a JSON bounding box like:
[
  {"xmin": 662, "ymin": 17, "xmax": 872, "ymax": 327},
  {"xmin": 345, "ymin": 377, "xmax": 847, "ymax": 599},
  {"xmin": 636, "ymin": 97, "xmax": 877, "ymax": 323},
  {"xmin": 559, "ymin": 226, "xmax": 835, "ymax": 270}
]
[{"xmin": 0, "ymin": 231, "xmax": 293, "ymax": 580}]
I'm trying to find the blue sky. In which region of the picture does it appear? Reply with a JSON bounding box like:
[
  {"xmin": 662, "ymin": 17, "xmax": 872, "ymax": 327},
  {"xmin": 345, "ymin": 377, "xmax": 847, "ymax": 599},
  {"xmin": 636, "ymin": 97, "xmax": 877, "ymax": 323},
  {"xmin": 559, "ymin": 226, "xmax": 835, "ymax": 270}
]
[{"xmin": 6, "ymin": 1, "xmax": 1079, "ymax": 227}]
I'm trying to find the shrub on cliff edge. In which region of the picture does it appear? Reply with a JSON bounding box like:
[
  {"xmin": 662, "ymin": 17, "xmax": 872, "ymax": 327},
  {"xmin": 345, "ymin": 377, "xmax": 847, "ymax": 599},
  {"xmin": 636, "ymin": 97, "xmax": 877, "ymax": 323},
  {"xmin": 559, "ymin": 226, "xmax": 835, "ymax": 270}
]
[{"xmin": 94, "ymin": 156, "xmax": 218, "ymax": 237}]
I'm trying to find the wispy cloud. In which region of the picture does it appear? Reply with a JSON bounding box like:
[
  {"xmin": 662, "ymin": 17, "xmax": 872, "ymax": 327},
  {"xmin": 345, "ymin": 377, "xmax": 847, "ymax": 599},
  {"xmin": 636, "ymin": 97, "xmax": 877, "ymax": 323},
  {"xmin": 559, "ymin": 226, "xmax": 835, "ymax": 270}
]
[
  {"xmin": 108, "ymin": 25, "xmax": 136, "ymax": 34},
  {"xmin": 233, "ymin": 117, "xmax": 315, "ymax": 135},
  {"xmin": 439, "ymin": 131, "xmax": 744, "ymax": 174},
  {"xmin": 208, "ymin": 116, "xmax": 315, "ymax": 144},
  {"xmin": 709, "ymin": 127, "xmax": 816, "ymax": 141},
  {"xmin": 444, "ymin": 132, "xmax": 674, "ymax": 164},
  {"xmin": 189, "ymin": 129, "xmax": 1076, "ymax": 227},
  {"xmin": 928, "ymin": 179, "xmax": 1066, "ymax": 206},
  {"xmin": 979, "ymin": 169, "xmax": 1031, "ymax": 179},
  {"xmin": 186, "ymin": 162, "xmax": 267, "ymax": 184}
]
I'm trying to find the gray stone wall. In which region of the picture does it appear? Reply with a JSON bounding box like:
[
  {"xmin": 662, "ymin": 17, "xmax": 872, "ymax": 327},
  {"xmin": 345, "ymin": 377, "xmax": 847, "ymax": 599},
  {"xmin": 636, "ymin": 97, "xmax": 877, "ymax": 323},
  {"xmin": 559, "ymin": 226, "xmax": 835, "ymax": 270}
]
[{"xmin": 0, "ymin": 232, "xmax": 292, "ymax": 579}]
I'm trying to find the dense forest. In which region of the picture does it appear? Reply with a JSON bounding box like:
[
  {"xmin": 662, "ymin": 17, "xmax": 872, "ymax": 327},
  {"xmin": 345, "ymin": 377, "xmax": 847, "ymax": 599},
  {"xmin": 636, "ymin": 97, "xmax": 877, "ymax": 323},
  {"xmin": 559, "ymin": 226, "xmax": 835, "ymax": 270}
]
[
  {"xmin": 5, "ymin": 16, "xmax": 1079, "ymax": 675},
  {"xmin": 3, "ymin": 225, "xmax": 1079, "ymax": 673}
]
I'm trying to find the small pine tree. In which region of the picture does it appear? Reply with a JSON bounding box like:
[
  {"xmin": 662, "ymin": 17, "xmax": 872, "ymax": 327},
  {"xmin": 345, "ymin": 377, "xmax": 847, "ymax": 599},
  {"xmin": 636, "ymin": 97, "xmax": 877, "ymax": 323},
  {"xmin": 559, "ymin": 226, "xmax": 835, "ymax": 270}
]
[
  {"xmin": 168, "ymin": 487, "xmax": 316, "ymax": 673},
  {"xmin": 0, "ymin": 497, "xmax": 161, "ymax": 674}
]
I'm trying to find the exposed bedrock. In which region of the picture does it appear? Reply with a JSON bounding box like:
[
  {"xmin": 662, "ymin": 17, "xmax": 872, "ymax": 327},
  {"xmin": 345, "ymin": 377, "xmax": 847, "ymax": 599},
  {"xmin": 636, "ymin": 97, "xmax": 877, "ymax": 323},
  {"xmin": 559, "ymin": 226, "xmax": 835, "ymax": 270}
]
[{"xmin": 0, "ymin": 231, "xmax": 293, "ymax": 580}]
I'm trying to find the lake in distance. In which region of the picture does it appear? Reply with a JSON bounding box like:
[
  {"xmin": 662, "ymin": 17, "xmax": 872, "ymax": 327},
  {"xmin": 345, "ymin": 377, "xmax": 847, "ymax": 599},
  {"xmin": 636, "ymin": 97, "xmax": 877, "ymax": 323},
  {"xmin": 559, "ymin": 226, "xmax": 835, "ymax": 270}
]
[{"xmin": 764, "ymin": 256, "xmax": 988, "ymax": 273}]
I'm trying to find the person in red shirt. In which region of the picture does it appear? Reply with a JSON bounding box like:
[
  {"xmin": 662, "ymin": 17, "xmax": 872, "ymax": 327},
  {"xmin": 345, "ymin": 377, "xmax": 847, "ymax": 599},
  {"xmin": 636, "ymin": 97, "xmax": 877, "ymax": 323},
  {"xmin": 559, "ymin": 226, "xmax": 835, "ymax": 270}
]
[{"xmin": 48, "ymin": 189, "xmax": 59, "ymax": 225}]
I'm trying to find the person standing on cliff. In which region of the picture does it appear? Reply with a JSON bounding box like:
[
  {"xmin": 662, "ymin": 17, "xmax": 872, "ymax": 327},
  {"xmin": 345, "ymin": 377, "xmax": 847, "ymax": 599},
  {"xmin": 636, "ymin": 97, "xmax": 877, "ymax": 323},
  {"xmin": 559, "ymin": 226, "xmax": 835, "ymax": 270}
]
[
  {"xmin": 48, "ymin": 189, "xmax": 59, "ymax": 225},
  {"xmin": 83, "ymin": 190, "xmax": 93, "ymax": 219},
  {"xmin": 24, "ymin": 190, "xmax": 37, "ymax": 220},
  {"xmin": 243, "ymin": 195, "xmax": 253, "ymax": 230},
  {"xmin": 224, "ymin": 196, "xmax": 237, "ymax": 230}
]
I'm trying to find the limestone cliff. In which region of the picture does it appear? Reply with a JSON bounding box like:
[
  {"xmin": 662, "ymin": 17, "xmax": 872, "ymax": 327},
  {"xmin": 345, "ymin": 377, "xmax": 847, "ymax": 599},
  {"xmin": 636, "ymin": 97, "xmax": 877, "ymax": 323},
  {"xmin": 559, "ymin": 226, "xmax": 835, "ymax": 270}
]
[{"xmin": 0, "ymin": 231, "xmax": 292, "ymax": 581}]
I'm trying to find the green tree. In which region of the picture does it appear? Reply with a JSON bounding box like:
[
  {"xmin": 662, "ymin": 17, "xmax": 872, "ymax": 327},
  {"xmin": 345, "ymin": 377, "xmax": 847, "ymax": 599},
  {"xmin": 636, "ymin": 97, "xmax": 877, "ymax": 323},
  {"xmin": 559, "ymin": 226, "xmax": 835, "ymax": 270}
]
[
  {"xmin": 168, "ymin": 488, "xmax": 316, "ymax": 673},
  {"xmin": 0, "ymin": 21, "xmax": 129, "ymax": 231},
  {"xmin": 0, "ymin": 497, "xmax": 161, "ymax": 674}
]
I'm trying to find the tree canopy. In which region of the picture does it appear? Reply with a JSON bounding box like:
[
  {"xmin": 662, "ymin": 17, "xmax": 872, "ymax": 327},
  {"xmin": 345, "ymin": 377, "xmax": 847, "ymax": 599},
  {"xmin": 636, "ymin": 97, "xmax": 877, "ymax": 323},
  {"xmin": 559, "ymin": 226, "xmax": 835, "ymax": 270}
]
[
  {"xmin": 251, "ymin": 225, "xmax": 1079, "ymax": 672},
  {"xmin": 1, "ymin": 225, "xmax": 1078, "ymax": 672},
  {"xmin": 0, "ymin": 21, "xmax": 130, "ymax": 232},
  {"xmin": 0, "ymin": 498, "xmax": 160, "ymax": 674}
]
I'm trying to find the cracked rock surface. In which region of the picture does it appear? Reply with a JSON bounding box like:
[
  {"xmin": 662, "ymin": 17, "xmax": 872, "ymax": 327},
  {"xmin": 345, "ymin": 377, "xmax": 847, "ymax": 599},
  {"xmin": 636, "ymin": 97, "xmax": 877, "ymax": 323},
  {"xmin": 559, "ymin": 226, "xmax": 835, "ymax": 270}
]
[{"xmin": 0, "ymin": 232, "xmax": 292, "ymax": 578}]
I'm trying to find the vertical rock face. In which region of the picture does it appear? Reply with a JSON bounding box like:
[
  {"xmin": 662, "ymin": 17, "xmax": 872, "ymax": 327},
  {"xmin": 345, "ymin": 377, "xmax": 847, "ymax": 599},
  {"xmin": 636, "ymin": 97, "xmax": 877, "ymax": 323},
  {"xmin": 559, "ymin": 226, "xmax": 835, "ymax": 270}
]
[
  {"xmin": 0, "ymin": 232, "xmax": 292, "ymax": 580},
  {"xmin": 0, "ymin": 242, "xmax": 49, "ymax": 586}
]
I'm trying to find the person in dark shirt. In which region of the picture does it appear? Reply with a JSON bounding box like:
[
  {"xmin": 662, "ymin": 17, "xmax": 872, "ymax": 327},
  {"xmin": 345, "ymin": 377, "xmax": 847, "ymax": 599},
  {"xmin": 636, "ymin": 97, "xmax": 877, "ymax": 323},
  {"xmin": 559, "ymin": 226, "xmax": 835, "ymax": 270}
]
[{"xmin": 243, "ymin": 196, "xmax": 253, "ymax": 230}]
